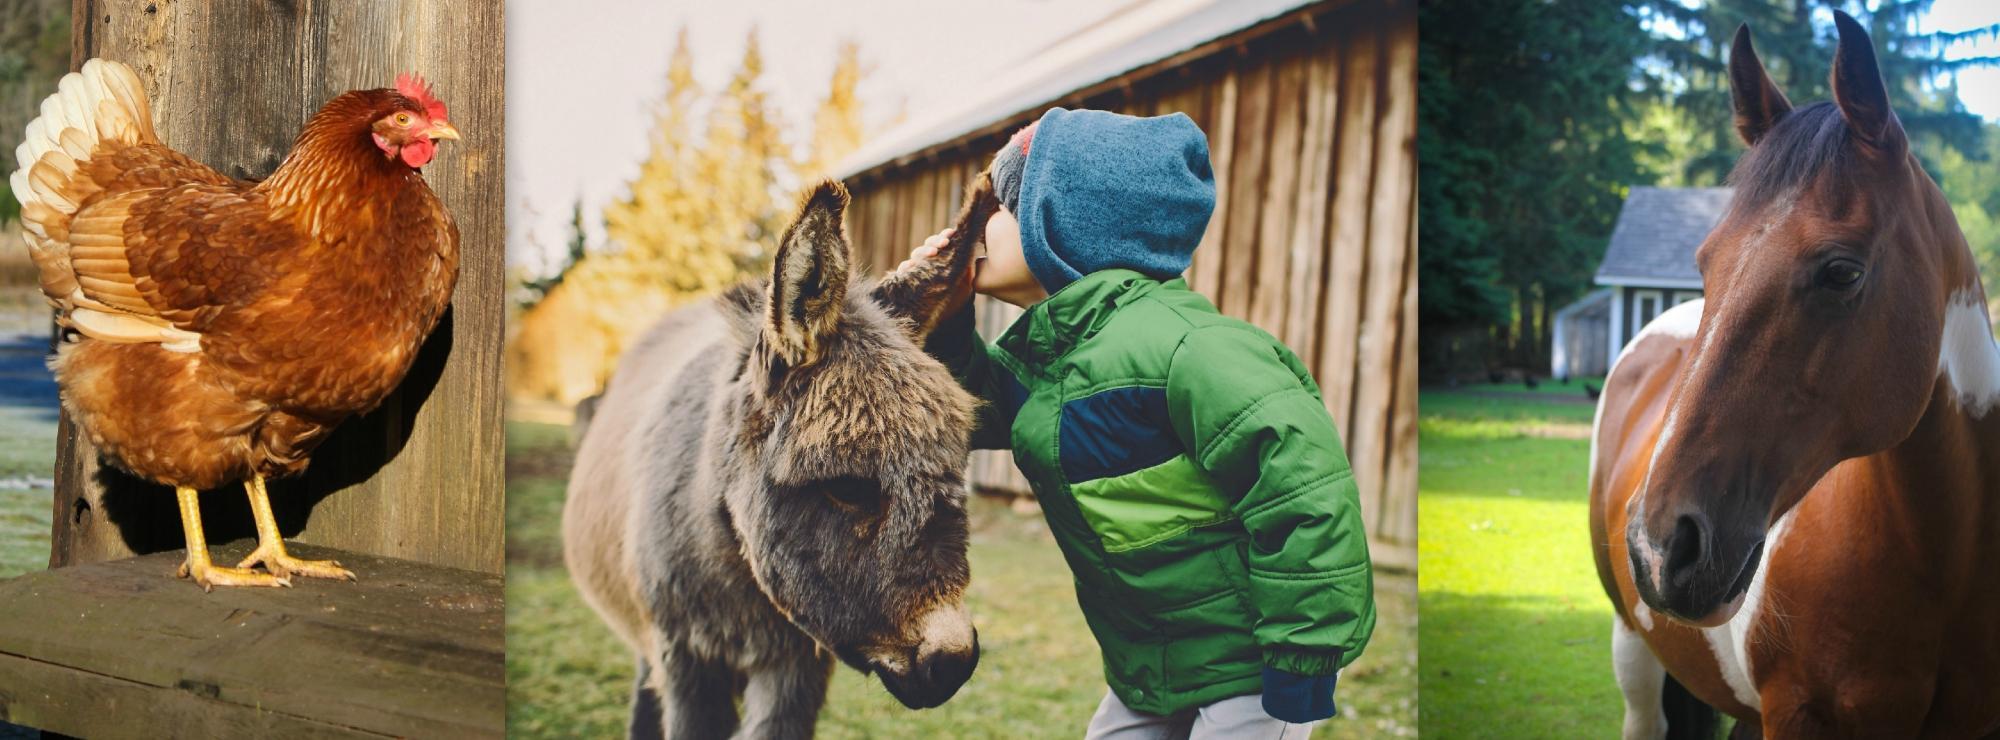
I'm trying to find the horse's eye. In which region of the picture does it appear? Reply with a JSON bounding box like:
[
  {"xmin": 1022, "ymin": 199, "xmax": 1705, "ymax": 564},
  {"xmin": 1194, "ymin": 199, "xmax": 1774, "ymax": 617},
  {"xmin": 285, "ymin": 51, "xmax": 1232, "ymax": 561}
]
[
  {"xmin": 820, "ymin": 476, "xmax": 881, "ymax": 513},
  {"xmin": 1816, "ymin": 259, "xmax": 1864, "ymax": 290}
]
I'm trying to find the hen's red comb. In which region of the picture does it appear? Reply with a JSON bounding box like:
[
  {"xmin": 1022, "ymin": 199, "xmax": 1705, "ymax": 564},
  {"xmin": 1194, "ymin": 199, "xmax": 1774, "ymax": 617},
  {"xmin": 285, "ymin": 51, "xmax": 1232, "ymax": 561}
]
[{"xmin": 396, "ymin": 72, "xmax": 449, "ymax": 121}]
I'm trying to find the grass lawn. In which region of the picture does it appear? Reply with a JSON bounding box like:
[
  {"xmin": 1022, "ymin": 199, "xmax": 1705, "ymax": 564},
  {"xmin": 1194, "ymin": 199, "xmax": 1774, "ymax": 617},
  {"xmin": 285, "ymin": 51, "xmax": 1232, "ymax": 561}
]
[
  {"xmin": 0, "ymin": 323, "xmax": 58, "ymax": 580},
  {"xmin": 506, "ymin": 420, "xmax": 1417, "ymax": 738},
  {"xmin": 1417, "ymin": 385, "xmax": 1621, "ymax": 737}
]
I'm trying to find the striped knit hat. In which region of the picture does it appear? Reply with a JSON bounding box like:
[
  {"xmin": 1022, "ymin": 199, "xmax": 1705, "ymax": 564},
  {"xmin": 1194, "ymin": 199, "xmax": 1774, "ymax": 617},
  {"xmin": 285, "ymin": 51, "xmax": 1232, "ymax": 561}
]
[{"xmin": 989, "ymin": 121, "xmax": 1039, "ymax": 213}]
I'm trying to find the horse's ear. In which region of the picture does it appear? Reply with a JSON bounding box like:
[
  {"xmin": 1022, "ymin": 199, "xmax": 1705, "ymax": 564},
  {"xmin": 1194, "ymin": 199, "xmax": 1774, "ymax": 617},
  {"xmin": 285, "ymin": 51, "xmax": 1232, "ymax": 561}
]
[
  {"xmin": 1830, "ymin": 10, "xmax": 1906, "ymax": 157},
  {"xmin": 873, "ymin": 171, "xmax": 997, "ymax": 338},
  {"xmin": 1729, "ymin": 24, "xmax": 1792, "ymax": 147},
  {"xmin": 767, "ymin": 180, "xmax": 852, "ymax": 365}
]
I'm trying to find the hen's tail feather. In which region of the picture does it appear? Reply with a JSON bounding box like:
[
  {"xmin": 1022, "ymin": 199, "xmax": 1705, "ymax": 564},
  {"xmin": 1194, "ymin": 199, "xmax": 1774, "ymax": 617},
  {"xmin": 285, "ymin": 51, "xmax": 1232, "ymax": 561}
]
[{"xmin": 11, "ymin": 59, "xmax": 158, "ymax": 317}]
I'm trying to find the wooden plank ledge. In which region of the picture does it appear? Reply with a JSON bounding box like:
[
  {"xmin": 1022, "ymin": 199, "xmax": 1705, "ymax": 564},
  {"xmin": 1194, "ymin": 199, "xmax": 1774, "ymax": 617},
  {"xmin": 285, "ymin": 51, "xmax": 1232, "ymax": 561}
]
[{"xmin": 0, "ymin": 544, "xmax": 503, "ymax": 738}]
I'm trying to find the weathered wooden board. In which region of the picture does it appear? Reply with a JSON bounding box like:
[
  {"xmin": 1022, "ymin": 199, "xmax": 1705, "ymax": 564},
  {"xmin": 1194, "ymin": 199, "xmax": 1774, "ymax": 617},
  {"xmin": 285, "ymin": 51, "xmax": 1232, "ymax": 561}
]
[
  {"xmin": 1190, "ymin": 70, "xmax": 1234, "ymax": 302},
  {"xmin": 1283, "ymin": 39, "xmax": 1338, "ymax": 373},
  {"xmin": 1217, "ymin": 59, "xmax": 1271, "ymax": 321},
  {"xmin": 1321, "ymin": 22, "xmax": 1381, "ymax": 451},
  {"xmin": 1349, "ymin": 8, "xmax": 1418, "ymax": 537},
  {"xmin": 1251, "ymin": 42, "xmax": 1307, "ymax": 337},
  {"xmin": 0, "ymin": 544, "xmax": 503, "ymax": 737},
  {"xmin": 54, "ymin": 0, "xmax": 506, "ymax": 574}
]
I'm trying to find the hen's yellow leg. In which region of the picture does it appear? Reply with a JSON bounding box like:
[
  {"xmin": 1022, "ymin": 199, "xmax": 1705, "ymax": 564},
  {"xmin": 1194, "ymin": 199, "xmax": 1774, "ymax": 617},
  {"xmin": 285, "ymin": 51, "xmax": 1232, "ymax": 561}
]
[
  {"xmin": 236, "ymin": 474, "xmax": 355, "ymax": 581},
  {"xmin": 174, "ymin": 486, "xmax": 289, "ymax": 590}
]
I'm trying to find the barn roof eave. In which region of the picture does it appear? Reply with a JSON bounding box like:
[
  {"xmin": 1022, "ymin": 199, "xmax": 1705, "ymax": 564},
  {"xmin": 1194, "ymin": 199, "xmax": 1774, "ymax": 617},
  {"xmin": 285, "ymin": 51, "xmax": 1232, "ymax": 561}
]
[{"xmin": 832, "ymin": 0, "xmax": 1329, "ymax": 182}]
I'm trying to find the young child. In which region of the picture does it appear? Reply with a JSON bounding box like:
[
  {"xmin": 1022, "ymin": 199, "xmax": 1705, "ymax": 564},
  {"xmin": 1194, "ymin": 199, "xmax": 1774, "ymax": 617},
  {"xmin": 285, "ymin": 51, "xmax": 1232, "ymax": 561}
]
[{"xmin": 900, "ymin": 107, "xmax": 1374, "ymax": 738}]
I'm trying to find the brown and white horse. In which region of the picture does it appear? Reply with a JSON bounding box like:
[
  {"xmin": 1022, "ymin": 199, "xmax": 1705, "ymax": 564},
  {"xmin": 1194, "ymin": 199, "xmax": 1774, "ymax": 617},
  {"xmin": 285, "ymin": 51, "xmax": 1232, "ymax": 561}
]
[{"xmin": 1591, "ymin": 12, "xmax": 2000, "ymax": 738}]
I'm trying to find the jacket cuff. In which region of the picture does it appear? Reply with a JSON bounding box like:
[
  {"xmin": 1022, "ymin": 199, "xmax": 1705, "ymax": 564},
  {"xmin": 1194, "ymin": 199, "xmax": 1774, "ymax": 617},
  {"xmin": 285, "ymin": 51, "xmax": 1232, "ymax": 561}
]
[
  {"xmin": 1263, "ymin": 646, "xmax": 1344, "ymax": 677},
  {"xmin": 1261, "ymin": 666, "xmax": 1338, "ymax": 723}
]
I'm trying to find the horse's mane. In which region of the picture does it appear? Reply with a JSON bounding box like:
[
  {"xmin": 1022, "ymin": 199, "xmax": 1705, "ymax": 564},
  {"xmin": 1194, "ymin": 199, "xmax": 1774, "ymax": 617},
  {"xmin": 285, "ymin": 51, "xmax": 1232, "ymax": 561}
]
[{"xmin": 1726, "ymin": 102, "xmax": 1862, "ymax": 208}]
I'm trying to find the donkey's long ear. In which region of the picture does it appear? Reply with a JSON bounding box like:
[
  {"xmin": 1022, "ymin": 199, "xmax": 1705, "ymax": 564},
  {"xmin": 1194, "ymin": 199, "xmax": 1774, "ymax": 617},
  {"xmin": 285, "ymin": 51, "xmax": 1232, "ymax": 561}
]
[
  {"xmin": 767, "ymin": 180, "xmax": 852, "ymax": 365},
  {"xmin": 1729, "ymin": 24, "xmax": 1792, "ymax": 147},
  {"xmin": 873, "ymin": 171, "xmax": 998, "ymax": 338},
  {"xmin": 1830, "ymin": 10, "xmax": 1905, "ymax": 157}
]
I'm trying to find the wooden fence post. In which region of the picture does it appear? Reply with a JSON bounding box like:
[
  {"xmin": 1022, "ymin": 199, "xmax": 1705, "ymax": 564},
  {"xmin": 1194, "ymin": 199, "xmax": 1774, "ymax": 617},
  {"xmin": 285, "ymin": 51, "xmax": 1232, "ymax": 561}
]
[{"xmin": 51, "ymin": 0, "xmax": 505, "ymax": 574}]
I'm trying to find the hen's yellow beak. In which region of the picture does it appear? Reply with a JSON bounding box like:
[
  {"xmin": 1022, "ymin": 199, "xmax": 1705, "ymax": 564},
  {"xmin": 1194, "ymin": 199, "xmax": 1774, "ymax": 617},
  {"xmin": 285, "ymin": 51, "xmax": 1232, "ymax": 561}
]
[{"xmin": 428, "ymin": 121, "xmax": 462, "ymax": 141}]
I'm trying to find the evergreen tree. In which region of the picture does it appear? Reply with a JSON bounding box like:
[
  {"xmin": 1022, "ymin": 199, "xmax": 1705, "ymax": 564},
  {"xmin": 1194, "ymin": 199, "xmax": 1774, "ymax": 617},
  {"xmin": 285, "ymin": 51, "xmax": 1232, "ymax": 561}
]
[
  {"xmin": 1418, "ymin": 0, "xmax": 1657, "ymax": 370},
  {"xmin": 1646, "ymin": 0, "xmax": 2000, "ymax": 184}
]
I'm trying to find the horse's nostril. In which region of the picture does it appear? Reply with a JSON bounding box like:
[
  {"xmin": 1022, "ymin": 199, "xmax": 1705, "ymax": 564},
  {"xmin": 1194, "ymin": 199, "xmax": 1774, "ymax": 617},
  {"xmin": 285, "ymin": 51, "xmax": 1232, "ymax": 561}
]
[{"xmin": 1665, "ymin": 513, "xmax": 1709, "ymax": 579}]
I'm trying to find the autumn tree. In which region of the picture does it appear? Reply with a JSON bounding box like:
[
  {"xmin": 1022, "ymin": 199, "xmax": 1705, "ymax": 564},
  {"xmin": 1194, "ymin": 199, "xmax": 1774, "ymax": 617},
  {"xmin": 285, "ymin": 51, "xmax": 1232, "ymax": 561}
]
[
  {"xmin": 509, "ymin": 26, "xmax": 842, "ymax": 403},
  {"xmin": 508, "ymin": 27, "xmax": 733, "ymax": 402},
  {"xmin": 599, "ymin": 25, "xmax": 740, "ymax": 296},
  {"xmin": 799, "ymin": 39, "xmax": 867, "ymax": 180},
  {"xmin": 692, "ymin": 27, "xmax": 788, "ymax": 271}
]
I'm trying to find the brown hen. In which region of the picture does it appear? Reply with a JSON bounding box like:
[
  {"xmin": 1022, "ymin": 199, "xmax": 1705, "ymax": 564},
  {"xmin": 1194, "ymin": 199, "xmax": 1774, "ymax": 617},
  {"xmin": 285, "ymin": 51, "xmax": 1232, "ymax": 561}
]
[{"xmin": 10, "ymin": 59, "xmax": 461, "ymax": 589}]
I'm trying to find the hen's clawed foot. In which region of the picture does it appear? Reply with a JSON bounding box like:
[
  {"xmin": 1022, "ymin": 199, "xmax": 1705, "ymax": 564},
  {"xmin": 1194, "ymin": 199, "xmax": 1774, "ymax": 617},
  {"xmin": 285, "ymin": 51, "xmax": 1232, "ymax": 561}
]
[
  {"xmin": 178, "ymin": 557, "xmax": 291, "ymax": 591},
  {"xmin": 236, "ymin": 473, "xmax": 358, "ymax": 583},
  {"xmin": 236, "ymin": 547, "xmax": 355, "ymax": 582}
]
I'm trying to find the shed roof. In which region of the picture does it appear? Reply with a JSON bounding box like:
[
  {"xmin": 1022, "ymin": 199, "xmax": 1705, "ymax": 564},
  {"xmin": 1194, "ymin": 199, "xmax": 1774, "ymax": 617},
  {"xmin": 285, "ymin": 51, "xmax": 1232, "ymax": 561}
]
[
  {"xmin": 833, "ymin": 0, "xmax": 1318, "ymax": 181},
  {"xmin": 1595, "ymin": 186, "xmax": 1735, "ymax": 288}
]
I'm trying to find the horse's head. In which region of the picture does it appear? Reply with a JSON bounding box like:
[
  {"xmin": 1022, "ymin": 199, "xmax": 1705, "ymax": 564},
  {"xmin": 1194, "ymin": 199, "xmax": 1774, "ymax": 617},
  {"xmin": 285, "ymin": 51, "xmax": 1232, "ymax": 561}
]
[
  {"xmin": 713, "ymin": 179, "xmax": 993, "ymax": 708},
  {"xmin": 1627, "ymin": 12, "xmax": 1986, "ymax": 627}
]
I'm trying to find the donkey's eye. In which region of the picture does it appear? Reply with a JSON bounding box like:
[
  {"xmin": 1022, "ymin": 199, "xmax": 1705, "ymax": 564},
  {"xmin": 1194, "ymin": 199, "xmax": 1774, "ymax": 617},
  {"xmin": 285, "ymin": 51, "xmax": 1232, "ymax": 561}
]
[
  {"xmin": 819, "ymin": 476, "xmax": 882, "ymax": 513},
  {"xmin": 1815, "ymin": 258, "xmax": 1864, "ymax": 290}
]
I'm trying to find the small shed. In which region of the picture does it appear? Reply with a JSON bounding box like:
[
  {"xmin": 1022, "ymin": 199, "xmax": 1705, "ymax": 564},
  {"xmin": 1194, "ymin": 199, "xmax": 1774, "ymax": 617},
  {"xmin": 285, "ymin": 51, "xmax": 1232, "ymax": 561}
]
[
  {"xmin": 835, "ymin": 0, "xmax": 1417, "ymax": 567},
  {"xmin": 1550, "ymin": 288, "xmax": 1611, "ymax": 379},
  {"xmin": 1564, "ymin": 186, "xmax": 1732, "ymax": 372}
]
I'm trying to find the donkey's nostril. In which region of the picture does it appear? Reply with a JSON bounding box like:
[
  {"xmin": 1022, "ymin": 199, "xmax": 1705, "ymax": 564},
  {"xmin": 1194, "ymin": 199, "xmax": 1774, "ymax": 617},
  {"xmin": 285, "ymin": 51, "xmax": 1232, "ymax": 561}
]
[{"xmin": 1664, "ymin": 513, "xmax": 1709, "ymax": 582}]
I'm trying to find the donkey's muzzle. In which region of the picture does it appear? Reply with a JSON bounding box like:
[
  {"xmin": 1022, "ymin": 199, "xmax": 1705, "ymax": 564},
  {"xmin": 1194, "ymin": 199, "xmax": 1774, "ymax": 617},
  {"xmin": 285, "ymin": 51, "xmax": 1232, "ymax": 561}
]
[{"xmin": 877, "ymin": 628, "xmax": 980, "ymax": 709}]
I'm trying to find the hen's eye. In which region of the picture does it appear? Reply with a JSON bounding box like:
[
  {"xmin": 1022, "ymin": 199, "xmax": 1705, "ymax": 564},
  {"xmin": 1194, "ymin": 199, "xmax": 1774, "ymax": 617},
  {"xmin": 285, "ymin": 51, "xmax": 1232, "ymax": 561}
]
[
  {"xmin": 394, "ymin": 112, "xmax": 413, "ymax": 126},
  {"xmin": 1816, "ymin": 259, "xmax": 1864, "ymax": 290}
]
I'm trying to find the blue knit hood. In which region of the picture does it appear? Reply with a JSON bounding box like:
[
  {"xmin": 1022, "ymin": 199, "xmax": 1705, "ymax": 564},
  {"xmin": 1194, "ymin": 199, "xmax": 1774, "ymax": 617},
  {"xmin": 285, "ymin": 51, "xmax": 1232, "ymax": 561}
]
[{"xmin": 1013, "ymin": 108, "xmax": 1216, "ymax": 294}]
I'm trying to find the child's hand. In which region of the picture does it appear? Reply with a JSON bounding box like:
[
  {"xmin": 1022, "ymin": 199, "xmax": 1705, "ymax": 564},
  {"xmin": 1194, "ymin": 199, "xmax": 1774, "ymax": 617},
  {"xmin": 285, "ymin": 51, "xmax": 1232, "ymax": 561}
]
[
  {"xmin": 894, "ymin": 227, "xmax": 977, "ymax": 318},
  {"xmin": 894, "ymin": 227, "xmax": 954, "ymax": 273}
]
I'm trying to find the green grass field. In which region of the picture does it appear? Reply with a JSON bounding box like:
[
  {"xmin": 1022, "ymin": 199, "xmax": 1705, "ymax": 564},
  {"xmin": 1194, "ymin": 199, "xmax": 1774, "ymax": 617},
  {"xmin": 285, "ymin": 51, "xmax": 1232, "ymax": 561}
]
[
  {"xmin": 506, "ymin": 420, "xmax": 1418, "ymax": 738},
  {"xmin": 0, "ymin": 288, "xmax": 58, "ymax": 579},
  {"xmin": 1417, "ymin": 381, "xmax": 1623, "ymax": 736}
]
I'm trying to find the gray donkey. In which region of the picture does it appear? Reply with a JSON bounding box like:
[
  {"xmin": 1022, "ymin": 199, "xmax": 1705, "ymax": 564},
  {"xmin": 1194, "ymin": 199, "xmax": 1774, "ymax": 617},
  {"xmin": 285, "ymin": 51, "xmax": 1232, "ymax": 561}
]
[{"xmin": 565, "ymin": 177, "xmax": 1000, "ymax": 739}]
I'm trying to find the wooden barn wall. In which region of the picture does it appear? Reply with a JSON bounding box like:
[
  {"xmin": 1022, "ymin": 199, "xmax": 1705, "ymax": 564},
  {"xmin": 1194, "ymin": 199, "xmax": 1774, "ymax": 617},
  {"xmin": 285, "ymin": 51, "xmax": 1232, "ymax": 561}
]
[{"xmin": 843, "ymin": 1, "xmax": 1418, "ymax": 563}]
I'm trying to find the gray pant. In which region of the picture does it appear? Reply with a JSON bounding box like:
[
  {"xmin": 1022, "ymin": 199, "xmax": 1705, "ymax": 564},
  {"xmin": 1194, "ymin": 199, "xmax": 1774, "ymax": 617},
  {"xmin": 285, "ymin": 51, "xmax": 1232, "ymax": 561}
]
[{"xmin": 1084, "ymin": 690, "xmax": 1317, "ymax": 740}]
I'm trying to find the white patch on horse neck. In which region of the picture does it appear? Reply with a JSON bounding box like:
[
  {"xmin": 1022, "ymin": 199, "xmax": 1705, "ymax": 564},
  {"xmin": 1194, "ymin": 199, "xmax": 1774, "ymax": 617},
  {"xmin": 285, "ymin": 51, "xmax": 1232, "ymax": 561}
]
[
  {"xmin": 1632, "ymin": 602, "xmax": 1655, "ymax": 632},
  {"xmin": 1702, "ymin": 509, "xmax": 1793, "ymax": 712},
  {"xmin": 1939, "ymin": 288, "xmax": 2000, "ymax": 418}
]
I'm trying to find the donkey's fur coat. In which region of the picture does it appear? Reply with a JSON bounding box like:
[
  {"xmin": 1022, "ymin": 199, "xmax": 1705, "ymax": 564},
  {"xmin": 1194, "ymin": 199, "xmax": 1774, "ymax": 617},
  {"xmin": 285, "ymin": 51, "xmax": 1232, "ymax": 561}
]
[{"xmin": 565, "ymin": 179, "xmax": 999, "ymax": 739}]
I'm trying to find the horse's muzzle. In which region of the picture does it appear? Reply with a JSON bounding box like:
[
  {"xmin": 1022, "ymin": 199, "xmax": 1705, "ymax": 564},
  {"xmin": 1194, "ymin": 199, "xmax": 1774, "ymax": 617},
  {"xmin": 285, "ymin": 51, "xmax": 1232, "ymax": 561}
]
[{"xmin": 1629, "ymin": 510, "xmax": 1764, "ymax": 627}]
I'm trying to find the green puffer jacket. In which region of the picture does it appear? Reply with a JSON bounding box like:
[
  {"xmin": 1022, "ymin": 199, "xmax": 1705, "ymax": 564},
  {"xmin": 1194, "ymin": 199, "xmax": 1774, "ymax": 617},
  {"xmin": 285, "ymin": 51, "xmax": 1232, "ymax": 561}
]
[{"xmin": 927, "ymin": 268, "xmax": 1375, "ymax": 715}]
